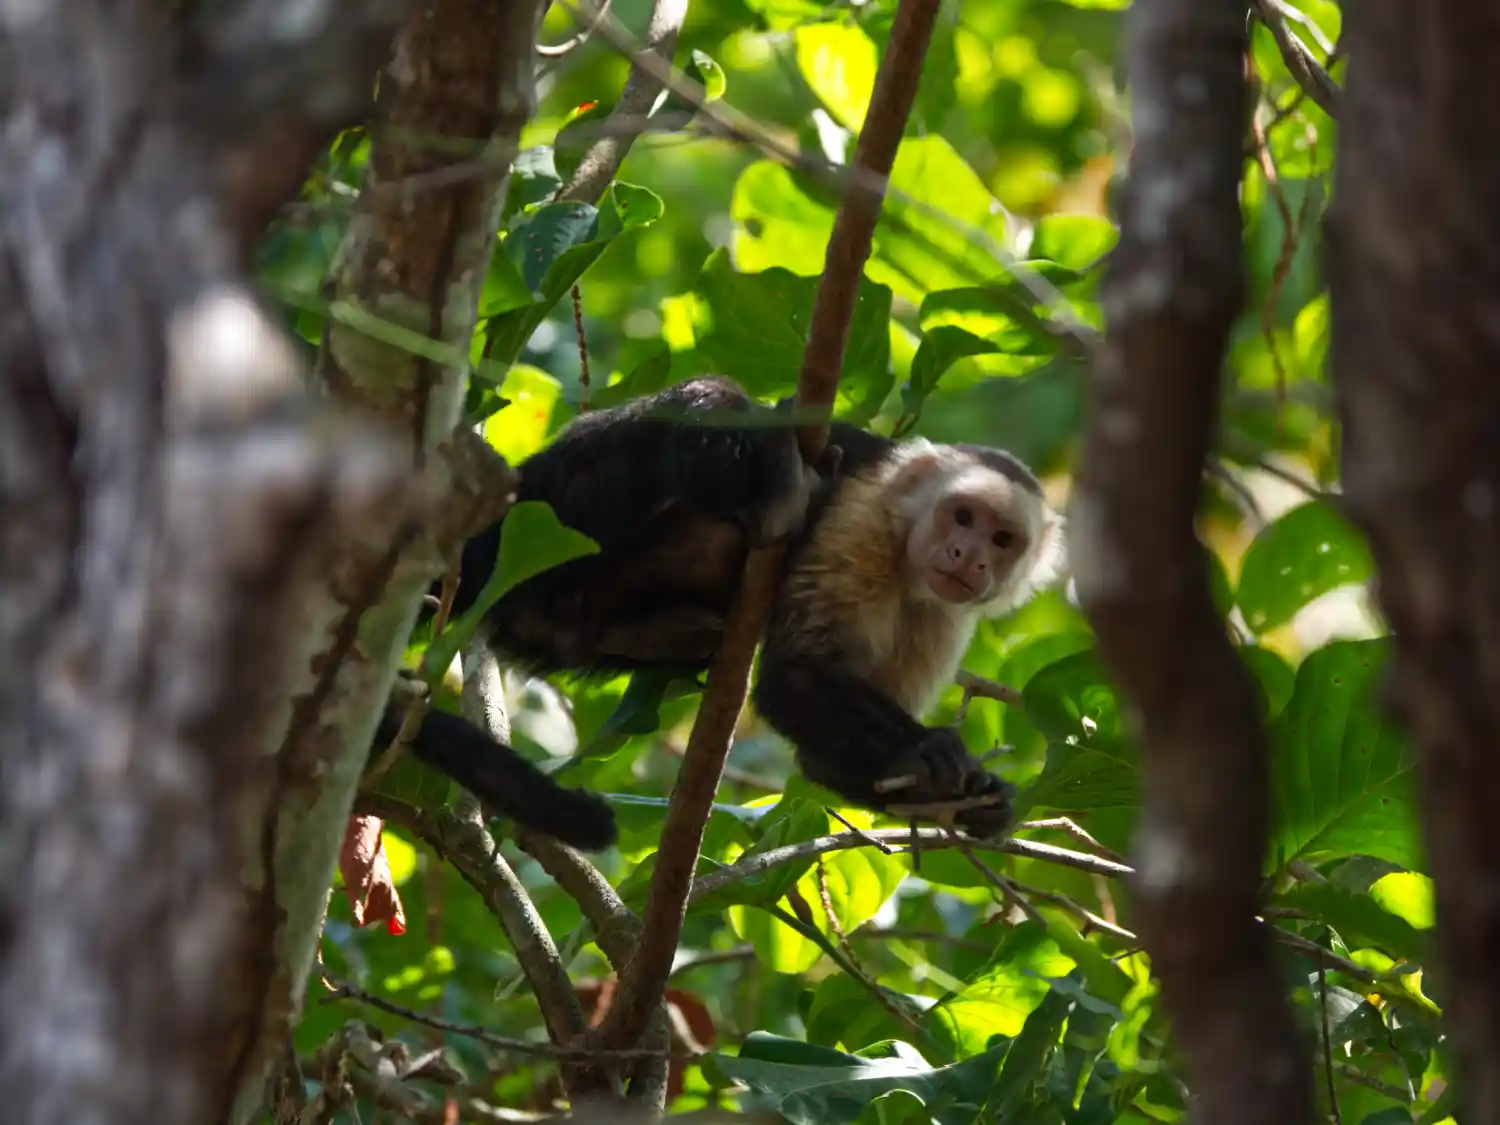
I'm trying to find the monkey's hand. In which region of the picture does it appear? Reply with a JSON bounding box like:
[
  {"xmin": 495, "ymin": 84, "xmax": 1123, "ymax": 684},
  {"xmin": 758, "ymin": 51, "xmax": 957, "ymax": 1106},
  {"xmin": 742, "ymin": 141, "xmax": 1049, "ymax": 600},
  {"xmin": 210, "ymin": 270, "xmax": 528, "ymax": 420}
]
[
  {"xmin": 879, "ymin": 728, "xmax": 1015, "ymax": 840},
  {"xmin": 747, "ymin": 421, "xmax": 841, "ymax": 547}
]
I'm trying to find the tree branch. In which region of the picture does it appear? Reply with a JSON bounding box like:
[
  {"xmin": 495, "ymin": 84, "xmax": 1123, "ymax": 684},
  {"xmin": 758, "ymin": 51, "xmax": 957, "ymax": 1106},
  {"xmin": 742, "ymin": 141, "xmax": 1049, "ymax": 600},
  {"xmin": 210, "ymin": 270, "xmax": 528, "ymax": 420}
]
[
  {"xmin": 556, "ymin": 0, "xmax": 688, "ymax": 205},
  {"xmin": 1249, "ymin": 0, "xmax": 1340, "ymax": 118},
  {"xmin": 1071, "ymin": 2, "xmax": 1314, "ymax": 1124},
  {"xmin": 591, "ymin": 0, "xmax": 943, "ymax": 1056}
]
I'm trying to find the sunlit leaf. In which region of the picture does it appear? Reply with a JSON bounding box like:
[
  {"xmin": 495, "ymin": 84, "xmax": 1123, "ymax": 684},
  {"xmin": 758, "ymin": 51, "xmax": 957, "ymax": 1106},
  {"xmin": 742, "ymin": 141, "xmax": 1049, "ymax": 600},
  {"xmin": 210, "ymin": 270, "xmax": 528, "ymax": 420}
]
[
  {"xmin": 1369, "ymin": 872, "xmax": 1436, "ymax": 931},
  {"xmin": 928, "ymin": 923, "xmax": 1076, "ymax": 1057},
  {"xmin": 1027, "ymin": 215, "xmax": 1117, "ymax": 269},
  {"xmin": 795, "ymin": 22, "xmax": 877, "ymax": 131},
  {"xmin": 1236, "ymin": 500, "xmax": 1374, "ymax": 635}
]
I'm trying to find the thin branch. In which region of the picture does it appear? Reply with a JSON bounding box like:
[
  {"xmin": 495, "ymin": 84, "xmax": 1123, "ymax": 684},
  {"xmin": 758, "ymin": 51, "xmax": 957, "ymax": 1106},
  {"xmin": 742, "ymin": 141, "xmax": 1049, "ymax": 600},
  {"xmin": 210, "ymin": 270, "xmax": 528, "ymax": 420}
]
[
  {"xmin": 319, "ymin": 975, "xmax": 670, "ymax": 1060},
  {"xmin": 555, "ymin": 0, "xmax": 1091, "ymax": 339},
  {"xmin": 557, "ymin": 0, "xmax": 688, "ymax": 204},
  {"xmin": 592, "ymin": 0, "xmax": 942, "ymax": 1056},
  {"xmin": 1017, "ymin": 818, "xmax": 1128, "ymax": 865},
  {"xmin": 537, "ymin": 0, "xmax": 614, "ymax": 57},
  {"xmin": 688, "ymin": 828, "xmax": 1132, "ymax": 905},
  {"xmin": 1318, "ymin": 959, "xmax": 1344, "ymax": 1125},
  {"xmin": 356, "ymin": 795, "xmax": 587, "ymax": 1049},
  {"xmin": 1249, "ymin": 0, "xmax": 1340, "ymax": 117}
]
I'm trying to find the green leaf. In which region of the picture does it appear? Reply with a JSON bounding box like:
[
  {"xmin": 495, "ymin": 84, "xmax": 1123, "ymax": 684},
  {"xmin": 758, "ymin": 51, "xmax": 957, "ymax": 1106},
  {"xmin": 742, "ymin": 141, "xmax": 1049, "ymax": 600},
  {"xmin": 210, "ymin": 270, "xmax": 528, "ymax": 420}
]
[
  {"xmin": 421, "ymin": 501, "xmax": 599, "ymax": 682},
  {"xmin": 694, "ymin": 252, "xmax": 893, "ymax": 420},
  {"xmin": 919, "ymin": 287, "xmax": 1062, "ymax": 357},
  {"xmin": 1267, "ymin": 639, "xmax": 1422, "ymax": 872},
  {"xmin": 927, "ymin": 923, "xmax": 1076, "ymax": 1057},
  {"xmin": 1273, "ymin": 883, "xmax": 1429, "ymax": 964},
  {"xmin": 1369, "ymin": 871, "xmax": 1435, "ymax": 931},
  {"xmin": 573, "ymin": 667, "xmax": 703, "ymax": 759},
  {"xmin": 990, "ymin": 986, "xmax": 1073, "ymax": 1119},
  {"xmin": 1237, "ymin": 501, "xmax": 1373, "ymax": 634},
  {"xmin": 704, "ymin": 798, "xmax": 831, "ymax": 912},
  {"xmin": 687, "ymin": 49, "xmax": 727, "ymax": 101},
  {"xmin": 733, "ymin": 137, "xmax": 1009, "ymax": 304},
  {"xmin": 485, "ymin": 185, "xmax": 663, "ymax": 364},
  {"xmin": 905, "ymin": 326, "xmax": 1000, "ymax": 414},
  {"xmin": 795, "ymin": 22, "xmax": 877, "ymax": 131},
  {"xmin": 1026, "ymin": 215, "xmax": 1117, "ymax": 270},
  {"xmin": 1242, "ymin": 644, "xmax": 1297, "ymax": 720},
  {"xmin": 710, "ymin": 1033, "xmax": 1006, "ymax": 1125}
]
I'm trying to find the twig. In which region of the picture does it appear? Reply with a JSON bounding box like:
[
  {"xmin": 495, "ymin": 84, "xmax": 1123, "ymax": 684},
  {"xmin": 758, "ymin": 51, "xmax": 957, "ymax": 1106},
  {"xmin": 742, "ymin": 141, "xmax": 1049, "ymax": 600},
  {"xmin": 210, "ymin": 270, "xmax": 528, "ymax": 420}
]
[
  {"xmin": 593, "ymin": 0, "xmax": 940, "ymax": 1056},
  {"xmin": 826, "ymin": 808, "xmax": 898, "ymax": 854},
  {"xmin": 1005, "ymin": 876, "xmax": 1137, "ymax": 943},
  {"xmin": 1250, "ymin": 0, "xmax": 1340, "ymax": 117},
  {"xmin": 815, "ymin": 859, "xmax": 928, "ymax": 1039},
  {"xmin": 536, "ymin": 0, "xmax": 613, "ymax": 57},
  {"xmin": 1017, "ymin": 817, "xmax": 1128, "ymax": 865},
  {"xmin": 956, "ymin": 845, "xmax": 1047, "ymax": 926},
  {"xmin": 688, "ymin": 828, "xmax": 1132, "ymax": 904},
  {"xmin": 355, "ymin": 795, "xmax": 588, "ymax": 1050},
  {"xmin": 1318, "ymin": 958, "xmax": 1343, "ymax": 1125},
  {"xmin": 954, "ymin": 671, "xmax": 1023, "ymax": 705},
  {"xmin": 556, "ymin": 0, "xmax": 688, "ymax": 205},
  {"xmin": 319, "ymin": 975, "xmax": 672, "ymax": 1061},
  {"xmin": 513, "ymin": 833, "xmax": 672, "ymax": 1108}
]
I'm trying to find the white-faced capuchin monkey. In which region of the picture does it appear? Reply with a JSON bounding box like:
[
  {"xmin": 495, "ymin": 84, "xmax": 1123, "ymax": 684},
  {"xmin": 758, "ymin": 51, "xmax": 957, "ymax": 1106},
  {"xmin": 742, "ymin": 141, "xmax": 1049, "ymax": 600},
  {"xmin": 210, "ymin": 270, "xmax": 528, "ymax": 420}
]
[{"xmin": 372, "ymin": 376, "xmax": 1065, "ymax": 852}]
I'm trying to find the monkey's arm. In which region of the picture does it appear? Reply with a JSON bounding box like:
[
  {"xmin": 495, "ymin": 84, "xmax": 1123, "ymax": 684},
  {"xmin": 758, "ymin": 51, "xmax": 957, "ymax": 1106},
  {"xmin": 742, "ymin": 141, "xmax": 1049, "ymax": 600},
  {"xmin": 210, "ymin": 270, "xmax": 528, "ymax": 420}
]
[
  {"xmin": 371, "ymin": 705, "xmax": 617, "ymax": 851},
  {"xmin": 752, "ymin": 651, "xmax": 1014, "ymax": 839}
]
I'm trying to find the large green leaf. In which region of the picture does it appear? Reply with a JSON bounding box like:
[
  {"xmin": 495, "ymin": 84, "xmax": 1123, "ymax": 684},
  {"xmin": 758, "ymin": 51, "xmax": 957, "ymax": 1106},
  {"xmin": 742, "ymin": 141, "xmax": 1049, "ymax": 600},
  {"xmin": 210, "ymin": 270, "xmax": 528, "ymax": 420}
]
[
  {"xmin": 708, "ymin": 1033, "xmax": 1007, "ymax": 1125},
  {"xmin": 927, "ymin": 923, "xmax": 1076, "ymax": 1058},
  {"xmin": 795, "ymin": 22, "xmax": 877, "ymax": 131},
  {"xmin": 732, "ymin": 137, "xmax": 1009, "ymax": 304},
  {"xmin": 1236, "ymin": 501, "xmax": 1374, "ymax": 635},
  {"xmin": 1267, "ymin": 639, "xmax": 1421, "ymax": 872},
  {"xmin": 483, "ymin": 183, "xmax": 664, "ymax": 365},
  {"xmin": 694, "ymin": 251, "xmax": 893, "ymax": 421},
  {"xmin": 1272, "ymin": 883, "xmax": 1429, "ymax": 964}
]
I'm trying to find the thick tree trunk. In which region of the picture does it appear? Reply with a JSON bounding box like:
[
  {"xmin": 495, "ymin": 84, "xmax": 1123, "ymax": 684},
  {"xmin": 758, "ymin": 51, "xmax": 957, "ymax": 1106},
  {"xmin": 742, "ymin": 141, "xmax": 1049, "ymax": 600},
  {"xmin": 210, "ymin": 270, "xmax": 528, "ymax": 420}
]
[
  {"xmin": 0, "ymin": 3, "xmax": 413, "ymax": 1122},
  {"xmin": 1326, "ymin": 6, "xmax": 1500, "ymax": 1120},
  {"xmin": 1072, "ymin": 2, "xmax": 1315, "ymax": 1123}
]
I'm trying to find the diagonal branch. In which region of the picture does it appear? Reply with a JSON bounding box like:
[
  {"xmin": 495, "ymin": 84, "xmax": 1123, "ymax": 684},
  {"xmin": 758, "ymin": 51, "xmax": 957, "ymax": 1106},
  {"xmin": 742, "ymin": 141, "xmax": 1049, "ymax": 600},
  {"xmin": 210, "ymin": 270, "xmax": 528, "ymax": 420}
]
[
  {"xmin": 556, "ymin": 0, "xmax": 688, "ymax": 205},
  {"xmin": 1249, "ymin": 0, "xmax": 1340, "ymax": 118},
  {"xmin": 592, "ymin": 0, "xmax": 944, "ymax": 1056},
  {"xmin": 1071, "ymin": 2, "xmax": 1314, "ymax": 1124}
]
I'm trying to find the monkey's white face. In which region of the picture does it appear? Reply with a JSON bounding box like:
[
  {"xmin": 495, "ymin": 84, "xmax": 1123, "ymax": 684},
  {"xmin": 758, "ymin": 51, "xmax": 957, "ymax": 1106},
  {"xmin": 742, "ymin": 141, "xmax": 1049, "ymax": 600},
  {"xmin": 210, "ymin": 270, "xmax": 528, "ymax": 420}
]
[{"xmin": 907, "ymin": 490, "xmax": 1032, "ymax": 606}]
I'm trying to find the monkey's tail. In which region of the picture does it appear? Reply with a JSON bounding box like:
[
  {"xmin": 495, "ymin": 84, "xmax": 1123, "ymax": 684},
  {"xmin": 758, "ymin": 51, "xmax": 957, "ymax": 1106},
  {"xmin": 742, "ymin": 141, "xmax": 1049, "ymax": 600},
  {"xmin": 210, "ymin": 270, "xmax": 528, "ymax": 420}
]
[{"xmin": 376, "ymin": 706, "xmax": 618, "ymax": 852}]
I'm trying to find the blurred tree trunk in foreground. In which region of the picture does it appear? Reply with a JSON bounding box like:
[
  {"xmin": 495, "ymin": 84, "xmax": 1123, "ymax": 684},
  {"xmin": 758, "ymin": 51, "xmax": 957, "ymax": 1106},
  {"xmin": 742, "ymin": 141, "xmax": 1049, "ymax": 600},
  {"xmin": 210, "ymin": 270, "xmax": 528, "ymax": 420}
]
[{"xmin": 1326, "ymin": 5, "xmax": 1500, "ymax": 1122}]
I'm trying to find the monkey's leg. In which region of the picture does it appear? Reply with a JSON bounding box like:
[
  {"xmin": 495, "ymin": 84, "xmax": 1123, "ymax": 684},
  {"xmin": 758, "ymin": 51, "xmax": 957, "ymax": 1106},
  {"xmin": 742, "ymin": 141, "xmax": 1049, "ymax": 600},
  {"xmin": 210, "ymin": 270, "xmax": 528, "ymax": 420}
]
[
  {"xmin": 754, "ymin": 653, "xmax": 1014, "ymax": 839},
  {"xmin": 369, "ymin": 704, "xmax": 617, "ymax": 851}
]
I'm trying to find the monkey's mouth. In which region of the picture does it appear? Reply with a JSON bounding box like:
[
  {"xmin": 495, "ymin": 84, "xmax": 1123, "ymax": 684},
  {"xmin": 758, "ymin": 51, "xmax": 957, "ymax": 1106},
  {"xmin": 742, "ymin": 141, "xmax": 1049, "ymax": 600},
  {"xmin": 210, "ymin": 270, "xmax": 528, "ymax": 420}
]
[{"xmin": 928, "ymin": 568, "xmax": 980, "ymax": 602}]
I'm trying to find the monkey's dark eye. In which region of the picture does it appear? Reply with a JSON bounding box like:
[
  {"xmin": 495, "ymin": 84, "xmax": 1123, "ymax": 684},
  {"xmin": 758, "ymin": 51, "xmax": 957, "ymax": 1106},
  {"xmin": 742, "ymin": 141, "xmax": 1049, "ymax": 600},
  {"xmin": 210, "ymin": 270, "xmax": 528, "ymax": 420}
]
[
  {"xmin": 954, "ymin": 507, "xmax": 973, "ymax": 527},
  {"xmin": 992, "ymin": 529, "xmax": 1015, "ymax": 549}
]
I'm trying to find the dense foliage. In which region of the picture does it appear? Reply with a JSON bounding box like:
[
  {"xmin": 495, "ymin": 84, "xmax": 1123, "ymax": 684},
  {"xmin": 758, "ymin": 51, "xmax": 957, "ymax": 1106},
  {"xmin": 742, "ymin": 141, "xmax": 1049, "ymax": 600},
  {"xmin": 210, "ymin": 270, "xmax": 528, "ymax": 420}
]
[{"xmin": 259, "ymin": 1, "xmax": 1447, "ymax": 1121}]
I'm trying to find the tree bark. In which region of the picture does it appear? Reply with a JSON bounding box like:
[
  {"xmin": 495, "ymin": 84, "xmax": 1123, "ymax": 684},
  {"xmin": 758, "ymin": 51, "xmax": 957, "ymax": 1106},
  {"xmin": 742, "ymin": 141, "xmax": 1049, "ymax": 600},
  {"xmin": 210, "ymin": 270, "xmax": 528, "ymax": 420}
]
[
  {"xmin": 1071, "ymin": 2, "xmax": 1314, "ymax": 1123},
  {"xmin": 0, "ymin": 3, "xmax": 413, "ymax": 1122},
  {"xmin": 1326, "ymin": 6, "xmax": 1500, "ymax": 1121}
]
